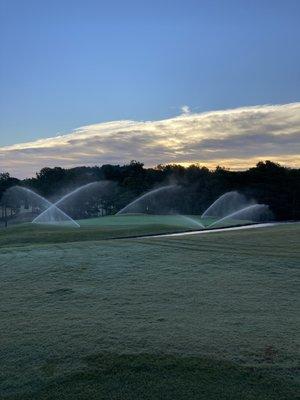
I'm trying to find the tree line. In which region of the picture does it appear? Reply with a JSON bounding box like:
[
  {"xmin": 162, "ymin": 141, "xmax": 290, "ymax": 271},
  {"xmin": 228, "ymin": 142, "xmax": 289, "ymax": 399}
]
[{"xmin": 0, "ymin": 160, "xmax": 299, "ymax": 222}]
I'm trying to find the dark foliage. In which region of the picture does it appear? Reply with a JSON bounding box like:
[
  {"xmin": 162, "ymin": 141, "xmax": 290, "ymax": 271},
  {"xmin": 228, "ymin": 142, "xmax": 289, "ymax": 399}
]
[{"xmin": 0, "ymin": 160, "xmax": 299, "ymax": 221}]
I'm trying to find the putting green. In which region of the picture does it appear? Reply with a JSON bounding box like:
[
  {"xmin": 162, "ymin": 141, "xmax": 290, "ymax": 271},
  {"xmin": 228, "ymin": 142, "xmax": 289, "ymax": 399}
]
[
  {"xmin": 77, "ymin": 214, "xmax": 252, "ymax": 228},
  {"xmin": 77, "ymin": 214, "xmax": 210, "ymax": 227},
  {"xmin": 0, "ymin": 214, "xmax": 254, "ymax": 248}
]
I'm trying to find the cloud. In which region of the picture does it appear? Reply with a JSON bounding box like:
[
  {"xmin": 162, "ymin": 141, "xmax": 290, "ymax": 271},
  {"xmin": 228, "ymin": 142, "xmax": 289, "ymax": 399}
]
[
  {"xmin": 181, "ymin": 105, "xmax": 191, "ymax": 114},
  {"xmin": 1, "ymin": 103, "xmax": 300, "ymax": 178}
]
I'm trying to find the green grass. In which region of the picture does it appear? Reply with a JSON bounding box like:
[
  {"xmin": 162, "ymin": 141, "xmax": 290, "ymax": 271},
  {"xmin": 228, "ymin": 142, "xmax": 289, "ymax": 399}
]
[
  {"xmin": 0, "ymin": 215, "xmax": 198, "ymax": 248},
  {"xmin": 0, "ymin": 214, "xmax": 250, "ymax": 248},
  {"xmin": 4, "ymin": 354, "xmax": 299, "ymax": 400},
  {"xmin": 0, "ymin": 222, "xmax": 299, "ymax": 398}
]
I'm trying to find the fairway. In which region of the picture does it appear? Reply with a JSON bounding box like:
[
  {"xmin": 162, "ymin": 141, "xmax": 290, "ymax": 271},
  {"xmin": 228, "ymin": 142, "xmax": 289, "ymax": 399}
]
[{"xmin": 0, "ymin": 222, "xmax": 299, "ymax": 399}]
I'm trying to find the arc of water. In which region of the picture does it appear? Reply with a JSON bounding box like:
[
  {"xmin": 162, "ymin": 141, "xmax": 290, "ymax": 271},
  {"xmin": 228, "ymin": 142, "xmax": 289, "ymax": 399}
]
[
  {"xmin": 24, "ymin": 188, "xmax": 80, "ymax": 227},
  {"xmin": 33, "ymin": 207, "xmax": 80, "ymax": 227},
  {"xmin": 116, "ymin": 184, "xmax": 179, "ymax": 215},
  {"xmin": 208, "ymin": 204, "xmax": 269, "ymax": 228},
  {"xmin": 32, "ymin": 182, "xmax": 105, "ymax": 225},
  {"xmin": 201, "ymin": 191, "xmax": 244, "ymax": 218},
  {"xmin": 181, "ymin": 215, "xmax": 205, "ymax": 229},
  {"xmin": 8, "ymin": 187, "xmax": 80, "ymax": 227},
  {"xmin": 6, "ymin": 186, "xmax": 52, "ymax": 207}
]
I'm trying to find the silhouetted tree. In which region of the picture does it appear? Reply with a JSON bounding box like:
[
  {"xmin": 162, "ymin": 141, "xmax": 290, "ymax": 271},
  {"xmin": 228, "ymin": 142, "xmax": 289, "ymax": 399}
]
[{"xmin": 1, "ymin": 161, "xmax": 299, "ymax": 221}]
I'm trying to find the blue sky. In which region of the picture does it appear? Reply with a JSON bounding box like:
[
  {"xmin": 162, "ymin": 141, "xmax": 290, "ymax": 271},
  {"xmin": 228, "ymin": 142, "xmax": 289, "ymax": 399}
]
[{"xmin": 1, "ymin": 0, "xmax": 300, "ymax": 147}]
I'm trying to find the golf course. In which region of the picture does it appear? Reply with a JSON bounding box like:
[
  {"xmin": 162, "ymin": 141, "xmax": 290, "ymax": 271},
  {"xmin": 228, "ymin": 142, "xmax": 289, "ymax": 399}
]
[
  {"xmin": 0, "ymin": 218, "xmax": 299, "ymax": 399},
  {"xmin": 1, "ymin": 0, "xmax": 300, "ymax": 397}
]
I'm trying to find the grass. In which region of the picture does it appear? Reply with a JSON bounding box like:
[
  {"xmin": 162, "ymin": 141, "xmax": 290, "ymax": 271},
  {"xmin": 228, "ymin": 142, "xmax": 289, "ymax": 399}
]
[
  {"xmin": 0, "ymin": 214, "xmax": 250, "ymax": 248},
  {"xmin": 0, "ymin": 215, "xmax": 183, "ymax": 248},
  {"xmin": 0, "ymin": 221, "xmax": 299, "ymax": 398},
  {"xmin": 4, "ymin": 354, "xmax": 299, "ymax": 400}
]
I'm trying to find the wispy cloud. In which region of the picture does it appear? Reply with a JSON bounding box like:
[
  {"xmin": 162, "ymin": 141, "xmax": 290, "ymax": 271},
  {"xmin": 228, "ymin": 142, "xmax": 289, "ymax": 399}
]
[
  {"xmin": 1, "ymin": 103, "xmax": 300, "ymax": 178},
  {"xmin": 181, "ymin": 105, "xmax": 191, "ymax": 114}
]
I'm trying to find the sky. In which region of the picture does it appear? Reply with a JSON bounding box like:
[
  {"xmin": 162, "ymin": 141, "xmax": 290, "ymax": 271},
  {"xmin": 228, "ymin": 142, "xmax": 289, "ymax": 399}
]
[{"xmin": 0, "ymin": 0, "xmax": 300, "ymax": 177}]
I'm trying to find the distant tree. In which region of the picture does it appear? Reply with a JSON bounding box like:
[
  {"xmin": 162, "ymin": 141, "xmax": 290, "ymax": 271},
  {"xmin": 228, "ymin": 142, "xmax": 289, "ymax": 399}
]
[
  {"xmin": 1, "ymin": 161, "xmax": 299, "ymax": 221},
  {"xmin": 0, "ymin": 172, "xmax": 20, "ymax": 227},
  {"xmin": 0, "ymin": 172, "xmax": 19, "ymax": 199}
]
